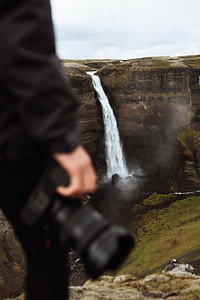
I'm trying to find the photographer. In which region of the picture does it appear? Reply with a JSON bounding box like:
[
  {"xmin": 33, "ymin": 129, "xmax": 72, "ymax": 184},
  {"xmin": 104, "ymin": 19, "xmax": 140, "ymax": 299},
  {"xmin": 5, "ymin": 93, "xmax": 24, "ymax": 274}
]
[{"xmin": 0, "ymin": 0, "xmax": 96, "ymax": 299}]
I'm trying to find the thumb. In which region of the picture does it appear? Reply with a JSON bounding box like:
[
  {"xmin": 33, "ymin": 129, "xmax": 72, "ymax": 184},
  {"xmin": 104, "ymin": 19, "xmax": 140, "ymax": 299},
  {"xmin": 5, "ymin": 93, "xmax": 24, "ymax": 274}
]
[{"xmin": 55, "ymin": 174, "xmax": 83, "ymax": 198}]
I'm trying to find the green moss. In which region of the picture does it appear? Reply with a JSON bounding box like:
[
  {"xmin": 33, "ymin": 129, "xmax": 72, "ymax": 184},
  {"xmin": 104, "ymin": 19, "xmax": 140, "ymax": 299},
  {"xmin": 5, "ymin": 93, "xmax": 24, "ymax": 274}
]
[
  {"xmin": 0, "ymin": 250, "xmax": 6, "ymax": 260},
  {"xmin": 143, "ymin": 193, "xmax": 173, "ymax": 206},
  {"xmin": 131, "ymin": 204, "xmax": 144, "ymax": 214},
  {"xmin": 62, "ymin": 59, "xmax": 116, "ymax": 63},
  {"xmin": 119, "ymin": 196, "xmax": 200, "ymax": 277},
  {"xmin": 177, "ymin": 130, "xmax": 193, "ymax": 157},
  {"xmin": 177, "ymin": 129, "xmax": 200, "ymax": 157},
  {"xmin": 181, "ymin": 55, "xmax": 200, "ymax": 59},
  {"xmin": 151, "ymin": 57, "xmax": 174, "ymax": 69},
  {"xmin": 177, "ymin": 129, "xmax": 200, "ymax": 158},
  {"xmin": 181, "ymin": 56, "xmax": 200, "ymax": 69},
  {"xmin": 61, "ymin": 55, "xmax": 200, "ymax": 70}
]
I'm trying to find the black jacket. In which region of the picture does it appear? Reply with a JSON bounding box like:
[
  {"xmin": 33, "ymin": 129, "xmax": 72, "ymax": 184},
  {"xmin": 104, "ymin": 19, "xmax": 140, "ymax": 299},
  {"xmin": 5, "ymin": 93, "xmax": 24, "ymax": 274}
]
[{"xmin": 0, "ymin": 0, "xmax": 80, "ymax": 160}]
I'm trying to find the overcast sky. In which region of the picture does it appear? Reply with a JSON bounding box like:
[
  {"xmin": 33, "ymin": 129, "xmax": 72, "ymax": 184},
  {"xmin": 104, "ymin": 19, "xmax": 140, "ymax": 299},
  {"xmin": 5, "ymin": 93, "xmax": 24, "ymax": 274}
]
[{"xmin": 50, "ymin": 0, "xmax": 200, "ymax": 60}]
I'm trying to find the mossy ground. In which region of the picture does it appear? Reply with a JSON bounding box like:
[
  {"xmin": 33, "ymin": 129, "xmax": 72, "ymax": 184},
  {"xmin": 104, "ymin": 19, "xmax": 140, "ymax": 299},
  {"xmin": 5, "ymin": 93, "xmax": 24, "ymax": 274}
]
[
  {"xmin": 177, "ymin": 129, "xmax": 200, "ymax": 158},
  {"xmin": 119, "ymin": 194, "xmax": 200, "ymax": 277},
  {"xmin": 180, "ymin": 55, "xmax": 200, "ymax": 69}
]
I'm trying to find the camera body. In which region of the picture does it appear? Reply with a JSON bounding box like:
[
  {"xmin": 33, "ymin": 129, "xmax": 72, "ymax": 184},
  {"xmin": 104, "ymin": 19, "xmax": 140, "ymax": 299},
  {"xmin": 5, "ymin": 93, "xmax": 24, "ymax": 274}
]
[{"xmin": 20, "ymin": 160, "xmax": 134, "ymax": 279}]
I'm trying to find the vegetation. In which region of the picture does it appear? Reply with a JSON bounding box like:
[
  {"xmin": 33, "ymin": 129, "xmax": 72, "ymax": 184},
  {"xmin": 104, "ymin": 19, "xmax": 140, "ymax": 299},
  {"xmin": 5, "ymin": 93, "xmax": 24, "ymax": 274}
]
[
  {"xmin": 0, "ymin": 249, "xmax": 6, "ymax": 260},
  {"xmin": 177, "ymin": 129, "xmax": 200, "ymax": 158},
  {"xmin": 119, "ymin": 195, "xmax": 200, "ymax": 278},
  {"xmin": 180, "ymin": 55, "xmax": 200, "ymax": 69},
  {"xmin": 177, "ymin": 129, "xmax": 194, "ymax": 157},
  {"xmin": 143, "ymin": 193, "xmax": 173, "ymax": 206}
]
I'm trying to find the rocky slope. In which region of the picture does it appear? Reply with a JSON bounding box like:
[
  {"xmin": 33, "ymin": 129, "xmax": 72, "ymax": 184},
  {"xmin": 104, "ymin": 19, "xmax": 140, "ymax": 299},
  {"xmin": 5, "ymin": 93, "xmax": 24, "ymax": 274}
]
[
  {"xmin": 2, "ymin": 191, "xmax": 200, "ymax": 300},
  {"xmin": 5, "ymin": 269, "xmax": 200, "ymax": 300}
]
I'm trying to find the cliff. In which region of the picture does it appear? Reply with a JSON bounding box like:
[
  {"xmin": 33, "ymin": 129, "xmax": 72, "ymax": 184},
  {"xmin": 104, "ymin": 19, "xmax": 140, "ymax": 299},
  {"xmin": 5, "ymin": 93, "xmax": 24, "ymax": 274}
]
[{"xmin": 64, "ymin": 55, "xmax": 200, "ymax": 191}]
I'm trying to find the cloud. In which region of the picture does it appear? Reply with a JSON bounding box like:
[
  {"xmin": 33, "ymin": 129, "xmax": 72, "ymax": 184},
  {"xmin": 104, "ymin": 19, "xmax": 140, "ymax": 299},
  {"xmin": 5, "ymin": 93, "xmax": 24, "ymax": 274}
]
[{"xmin": 51, "ymin": 0, "xmax": 200, "ymax": 59}]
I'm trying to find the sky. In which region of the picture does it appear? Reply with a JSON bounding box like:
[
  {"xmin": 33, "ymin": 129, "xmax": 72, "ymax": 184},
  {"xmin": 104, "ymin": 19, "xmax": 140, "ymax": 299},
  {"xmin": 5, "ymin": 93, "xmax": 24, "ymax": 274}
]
[{"xmin": 50, "ymin": 0, "xmax": 200, "ymax": 60}]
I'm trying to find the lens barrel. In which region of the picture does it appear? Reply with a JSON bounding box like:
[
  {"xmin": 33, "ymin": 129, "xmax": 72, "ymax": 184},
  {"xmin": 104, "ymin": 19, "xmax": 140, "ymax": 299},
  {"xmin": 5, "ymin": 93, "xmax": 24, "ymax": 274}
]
[
  {"xmin": 50, "ymin": 198, "xmax": 134, "ymax": 278},
  {"xmin": 85, "ymin": 225, "xmax": 134, "ymax": 278}
]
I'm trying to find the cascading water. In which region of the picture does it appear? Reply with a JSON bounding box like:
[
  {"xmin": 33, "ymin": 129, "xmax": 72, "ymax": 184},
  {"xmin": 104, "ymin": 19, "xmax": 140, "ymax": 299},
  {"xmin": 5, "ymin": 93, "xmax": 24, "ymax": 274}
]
[{"xmin": 87, "ymin": 71, "xmax": 129, "ymax": 179}]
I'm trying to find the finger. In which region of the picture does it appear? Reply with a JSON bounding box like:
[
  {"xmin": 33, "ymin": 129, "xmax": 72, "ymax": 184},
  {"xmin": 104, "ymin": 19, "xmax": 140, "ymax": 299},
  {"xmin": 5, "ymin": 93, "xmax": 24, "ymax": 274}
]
[
  {"xmin": 56, "ymin": 168, "xmax": 97, "ymax": 198},
  {"xmin": 56, "ymin": 171, "xmax": 84, "ymax": 198},
  {"xmin": 56, "ymin": 186, "xmax": 81, "ymax": 198},
  {"xmin": 56, "ymin": 180, "xmax": 94, "ymax": 198}
]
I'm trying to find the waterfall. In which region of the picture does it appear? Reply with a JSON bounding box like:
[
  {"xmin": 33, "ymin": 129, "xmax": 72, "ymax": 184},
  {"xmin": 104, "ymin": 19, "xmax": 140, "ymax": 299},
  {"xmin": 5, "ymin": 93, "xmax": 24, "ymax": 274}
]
[{"xmin": 87, "ymin": 71, "xmax": 129, "ymax": 179}]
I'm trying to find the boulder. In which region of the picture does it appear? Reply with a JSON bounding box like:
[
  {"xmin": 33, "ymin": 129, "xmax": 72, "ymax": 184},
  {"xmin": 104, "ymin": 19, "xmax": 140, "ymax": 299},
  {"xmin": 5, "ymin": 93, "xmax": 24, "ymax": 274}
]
[{"xmin": 0, "ymin": 212, "xmax": 25, "ymax": 299}]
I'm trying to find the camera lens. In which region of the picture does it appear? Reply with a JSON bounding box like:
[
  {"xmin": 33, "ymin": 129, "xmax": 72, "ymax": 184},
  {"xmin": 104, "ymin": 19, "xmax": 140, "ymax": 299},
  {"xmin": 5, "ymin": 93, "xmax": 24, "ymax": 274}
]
[
  {"xmin": 20, "ymin": 160, "xmax": 135, "ymax": 279},
  {"xmin": 84, "ymin": 225, "xmax": 134, "ymax": 278},
  {"xmin": 50, "ymin": 198, "xmax": 134, "ymax": 279}
]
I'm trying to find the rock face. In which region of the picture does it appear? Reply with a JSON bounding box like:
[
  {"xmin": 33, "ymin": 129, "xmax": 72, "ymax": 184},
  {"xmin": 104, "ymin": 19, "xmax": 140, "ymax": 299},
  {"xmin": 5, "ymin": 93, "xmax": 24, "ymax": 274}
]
[
  {"xmin": 64, "ymin": 56, "xmax": 200, "ymax": 191},
  {"xmin": 6, "ymin": 271, "xmax": 200, "ymax": 300},
  {"xmin": 98, "ymin": 56, "xmax": 200, "ymax": 191},
  {"xmin": 63, "ymin": 62, "xmax": 103, "ymax": 159},
  {"xmin": 63, "ymin": 61, "xmax": 115, "ymax": 172}
]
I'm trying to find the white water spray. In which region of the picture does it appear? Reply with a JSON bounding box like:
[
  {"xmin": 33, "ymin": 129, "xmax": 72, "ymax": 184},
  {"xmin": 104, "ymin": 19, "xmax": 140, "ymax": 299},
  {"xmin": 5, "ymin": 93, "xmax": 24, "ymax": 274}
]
[{"xmin": 87, "ymin": 71, "xmax": 129, "ymax": 179}]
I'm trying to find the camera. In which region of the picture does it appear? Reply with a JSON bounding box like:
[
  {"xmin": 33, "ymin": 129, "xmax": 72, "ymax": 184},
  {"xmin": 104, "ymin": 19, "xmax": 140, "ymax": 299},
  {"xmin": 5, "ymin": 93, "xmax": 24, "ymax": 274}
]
[{"xmin": 19, "ymin": 160, "xmax": 134, "ymax": 279}]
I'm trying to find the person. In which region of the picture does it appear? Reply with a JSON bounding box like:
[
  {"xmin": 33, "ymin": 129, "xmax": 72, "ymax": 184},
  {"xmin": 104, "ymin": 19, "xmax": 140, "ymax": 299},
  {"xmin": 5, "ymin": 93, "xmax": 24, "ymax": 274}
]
[{"xmin": 0, "ymin": 0, "xmax": 97, "ymax": 299}]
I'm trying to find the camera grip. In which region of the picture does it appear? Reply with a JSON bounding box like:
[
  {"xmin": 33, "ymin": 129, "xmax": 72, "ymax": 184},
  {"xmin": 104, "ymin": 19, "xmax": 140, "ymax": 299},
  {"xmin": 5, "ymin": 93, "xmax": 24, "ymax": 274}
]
[{"xmin": 19, "ymin": 159, "xmax": 70, "ymax": 227}]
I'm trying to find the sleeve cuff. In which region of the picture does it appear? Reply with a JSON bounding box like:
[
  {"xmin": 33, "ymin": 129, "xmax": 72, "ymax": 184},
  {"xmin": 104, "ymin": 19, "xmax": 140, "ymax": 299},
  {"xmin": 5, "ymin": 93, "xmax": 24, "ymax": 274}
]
[{"xmin": 49, "ymin": 128, "xmax": 81, "ymax": 154}]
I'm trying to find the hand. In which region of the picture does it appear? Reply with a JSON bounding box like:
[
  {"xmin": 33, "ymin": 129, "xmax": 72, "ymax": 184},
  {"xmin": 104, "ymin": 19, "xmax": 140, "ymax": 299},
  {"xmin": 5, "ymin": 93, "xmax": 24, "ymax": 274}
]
[{"xmin": 53, "ymin": 146, "xmax": 97, "ymax": 198}]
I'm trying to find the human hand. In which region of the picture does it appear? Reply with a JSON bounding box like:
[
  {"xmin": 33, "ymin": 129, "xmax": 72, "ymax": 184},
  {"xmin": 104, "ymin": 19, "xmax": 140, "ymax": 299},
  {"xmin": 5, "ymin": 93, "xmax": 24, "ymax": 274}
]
[{"xmin": 53, "ymin": 146, "xmax": 97, "ymax": 198}]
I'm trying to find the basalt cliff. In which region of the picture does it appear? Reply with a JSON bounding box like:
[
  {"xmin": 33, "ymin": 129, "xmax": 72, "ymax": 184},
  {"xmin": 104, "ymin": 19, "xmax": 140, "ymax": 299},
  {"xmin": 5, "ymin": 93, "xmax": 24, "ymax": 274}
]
[{"xmin": 65, "ymin": 55, "xmax": 200, "ymax": 191}]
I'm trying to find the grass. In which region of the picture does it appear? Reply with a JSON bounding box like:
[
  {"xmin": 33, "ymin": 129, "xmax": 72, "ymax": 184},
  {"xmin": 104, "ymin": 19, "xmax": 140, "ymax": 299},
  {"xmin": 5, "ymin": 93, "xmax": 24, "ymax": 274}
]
[
  {"xmin": 143, "ymin": 193, "xmax": 174, "ymax": 206},
  {"xmin": 181, "ymin": 55, "xmax": 200, "ymax": 69},
  {"xmin": 61, "ymin": 55, "xmax": 200, "ymax": 70},
  {"xmin": 119, "ymin": 195, "xmax": 200, "ymax": 277}
]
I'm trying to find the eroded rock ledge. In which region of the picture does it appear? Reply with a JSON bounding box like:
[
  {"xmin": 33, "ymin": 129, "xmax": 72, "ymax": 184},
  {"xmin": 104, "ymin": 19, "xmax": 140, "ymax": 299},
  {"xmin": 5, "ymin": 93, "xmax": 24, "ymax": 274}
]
[{"xmin": 6, "ymin": 272, "xmax": 200, "ymax": 300}]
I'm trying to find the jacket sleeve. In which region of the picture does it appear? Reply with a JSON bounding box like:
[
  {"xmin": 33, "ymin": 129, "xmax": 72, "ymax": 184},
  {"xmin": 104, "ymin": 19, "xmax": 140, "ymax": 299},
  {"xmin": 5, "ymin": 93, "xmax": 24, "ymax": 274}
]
[{"xmin": 0, "ymin": 0, "xmax": 80, "ymax": 153}]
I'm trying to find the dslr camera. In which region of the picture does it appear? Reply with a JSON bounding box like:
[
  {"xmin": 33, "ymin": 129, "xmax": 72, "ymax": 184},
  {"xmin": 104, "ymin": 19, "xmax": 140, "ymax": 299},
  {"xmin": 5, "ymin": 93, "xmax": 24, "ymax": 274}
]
[{"xmin": 20, "ymin": 160, "xmax": 134, "ymax": 279}]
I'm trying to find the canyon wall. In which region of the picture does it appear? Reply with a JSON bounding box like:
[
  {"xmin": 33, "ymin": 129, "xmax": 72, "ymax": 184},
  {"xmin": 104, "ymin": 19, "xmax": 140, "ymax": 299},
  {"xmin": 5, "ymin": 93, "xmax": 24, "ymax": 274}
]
[{"xmin": 64, "ymin": 56, "xmax": 200, "ymax": 191}]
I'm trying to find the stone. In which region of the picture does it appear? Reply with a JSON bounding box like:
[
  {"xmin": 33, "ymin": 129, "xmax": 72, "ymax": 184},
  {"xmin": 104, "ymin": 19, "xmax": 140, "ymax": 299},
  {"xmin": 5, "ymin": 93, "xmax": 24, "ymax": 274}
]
[
  {"xmin": 163, "ymin": 259, "xmax": 196, "ymax": 275},
  {"xmin": 7, "ymin": 273, "xmax": 200, "ymax": 300},
  {"xmin": 0, "ymin": 212, "xmax": 25, "ymax": 300},
  {"xmin": 63, "ymin": 56, "xmax": 200, "ymax": 191}
]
